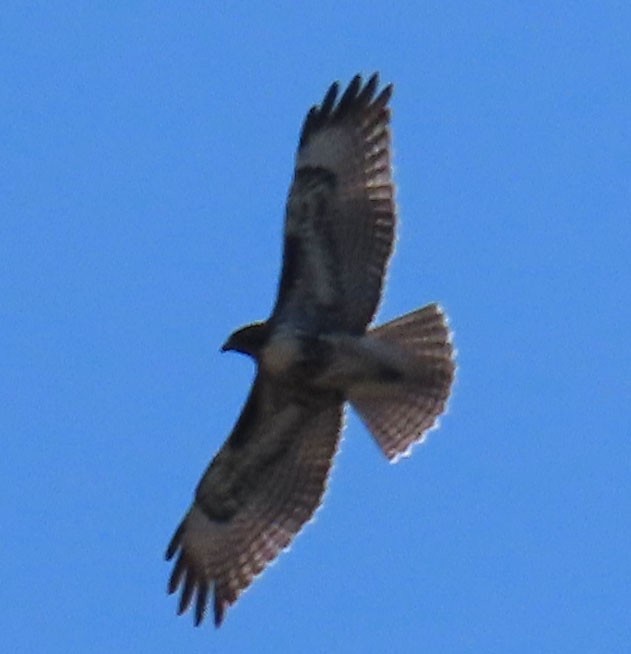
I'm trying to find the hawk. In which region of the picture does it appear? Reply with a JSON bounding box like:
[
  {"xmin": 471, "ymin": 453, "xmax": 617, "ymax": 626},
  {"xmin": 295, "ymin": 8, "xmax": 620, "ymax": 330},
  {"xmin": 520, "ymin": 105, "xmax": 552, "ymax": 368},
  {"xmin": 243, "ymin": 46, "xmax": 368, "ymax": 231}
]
[{"xmin": 166, "ymin": 73, "xmax": 455, "ymax": 627}]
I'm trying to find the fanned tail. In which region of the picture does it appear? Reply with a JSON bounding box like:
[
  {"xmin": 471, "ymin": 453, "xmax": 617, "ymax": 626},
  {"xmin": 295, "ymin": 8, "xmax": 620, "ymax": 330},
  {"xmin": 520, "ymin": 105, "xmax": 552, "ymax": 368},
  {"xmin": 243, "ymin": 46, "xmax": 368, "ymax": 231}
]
[{"xmin": 348, "ymin": 304, "xmax": 455, "ymax": 461}]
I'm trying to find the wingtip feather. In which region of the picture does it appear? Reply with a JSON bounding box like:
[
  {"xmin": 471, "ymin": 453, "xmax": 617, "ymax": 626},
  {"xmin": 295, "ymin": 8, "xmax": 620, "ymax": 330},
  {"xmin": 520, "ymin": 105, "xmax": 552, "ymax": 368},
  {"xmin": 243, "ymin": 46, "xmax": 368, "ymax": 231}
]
[
  {"xmin": 165, "ymin": 520, "xmax": 185, "ymax": 560},
  {"xmin": 356, "ymin": 73, "xmax": 379, "ymax": 108},
  {"xmin": 167, "ymin": 552, "xmax": 186, "ymax": 595},
  {"xmin": 319, "ymin": 81, "xmax": 339, "ymax": 117},
  {"xmin": 177, "ymin": 569, "xmax": 197, "ymax": 615},
  {"xmin": 194, "ymin": 583, "xmax": 209, "ymax": 626},
  {"xmin": 214, "ymin": 595, "xmax": 227, "ymax": 627},
  {"xmin": 334, "ymin": 74, "xmax": 362, "ymax": 119}
]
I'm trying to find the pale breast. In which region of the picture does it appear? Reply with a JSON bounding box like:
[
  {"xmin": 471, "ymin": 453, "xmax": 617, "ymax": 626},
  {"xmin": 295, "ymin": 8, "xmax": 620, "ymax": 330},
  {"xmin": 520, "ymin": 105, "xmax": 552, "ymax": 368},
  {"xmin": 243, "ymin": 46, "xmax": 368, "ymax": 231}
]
[{"xmin": 261, "ymin": 335, "xmax": 303, "ymax": 377}]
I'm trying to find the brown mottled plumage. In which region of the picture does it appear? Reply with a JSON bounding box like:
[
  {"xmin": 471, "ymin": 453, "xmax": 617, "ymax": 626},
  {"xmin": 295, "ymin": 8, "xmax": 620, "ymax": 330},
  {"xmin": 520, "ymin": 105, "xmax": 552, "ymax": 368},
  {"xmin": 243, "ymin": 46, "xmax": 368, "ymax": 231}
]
[{"xmin": 166, "ymin": 74, "xmax": 455, "ymax": 627}]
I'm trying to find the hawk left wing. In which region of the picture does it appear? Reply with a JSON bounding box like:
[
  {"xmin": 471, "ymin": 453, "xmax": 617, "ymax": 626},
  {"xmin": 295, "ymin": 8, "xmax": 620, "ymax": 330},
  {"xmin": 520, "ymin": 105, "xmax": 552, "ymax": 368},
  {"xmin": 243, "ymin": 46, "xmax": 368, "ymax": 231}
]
[
  {"xmin": 272, "ymin": 74, "xmax": 396, "ymax": 334},
  {"xmin": 166, "ymin": 376, "xmax": 343, "ymax": 626}
]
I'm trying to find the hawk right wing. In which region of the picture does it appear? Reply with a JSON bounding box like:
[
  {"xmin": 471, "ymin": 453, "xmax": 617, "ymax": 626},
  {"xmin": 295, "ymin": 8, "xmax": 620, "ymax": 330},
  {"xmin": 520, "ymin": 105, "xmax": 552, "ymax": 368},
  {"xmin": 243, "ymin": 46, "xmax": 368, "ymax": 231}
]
[{"xmin": 166, "ymin": 377, "xmax": 343, "ymax": 627}]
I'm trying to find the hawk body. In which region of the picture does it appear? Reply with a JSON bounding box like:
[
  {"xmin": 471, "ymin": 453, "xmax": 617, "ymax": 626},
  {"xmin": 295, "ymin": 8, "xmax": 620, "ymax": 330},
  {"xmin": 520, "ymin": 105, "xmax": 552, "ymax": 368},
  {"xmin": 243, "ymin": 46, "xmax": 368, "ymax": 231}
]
[{"xmin": 166, "ymin": 74, "xmax": 456, "ymax": 627}]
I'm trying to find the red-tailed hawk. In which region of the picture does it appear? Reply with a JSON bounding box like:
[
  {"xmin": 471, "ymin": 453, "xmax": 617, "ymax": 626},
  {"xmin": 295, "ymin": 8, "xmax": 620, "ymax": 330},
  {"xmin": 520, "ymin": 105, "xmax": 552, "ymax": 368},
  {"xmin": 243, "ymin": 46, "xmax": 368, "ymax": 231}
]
[{"xmin": 166, "ymin": 74, "xmax": 455, "ymax": 627}]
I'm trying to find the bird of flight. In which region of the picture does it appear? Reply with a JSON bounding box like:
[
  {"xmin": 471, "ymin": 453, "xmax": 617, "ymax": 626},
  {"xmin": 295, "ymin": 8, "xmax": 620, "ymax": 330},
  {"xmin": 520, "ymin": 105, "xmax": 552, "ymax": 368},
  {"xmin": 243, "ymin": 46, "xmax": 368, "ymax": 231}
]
[{"xmin": 166, "ymin": 73, "xmax": 456, "ymax": 627}]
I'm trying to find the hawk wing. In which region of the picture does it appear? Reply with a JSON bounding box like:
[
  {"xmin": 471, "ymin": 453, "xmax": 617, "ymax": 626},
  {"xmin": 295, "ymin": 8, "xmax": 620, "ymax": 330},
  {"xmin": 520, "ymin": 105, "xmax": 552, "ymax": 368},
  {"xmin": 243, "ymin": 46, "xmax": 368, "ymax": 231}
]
[
  {"xmin": 272, "ymin": 74, "xmax": 396, "ymax": 334},
  {"xmin": 166, "ymin": 377, "xmax": 343, "ymax": 627}
]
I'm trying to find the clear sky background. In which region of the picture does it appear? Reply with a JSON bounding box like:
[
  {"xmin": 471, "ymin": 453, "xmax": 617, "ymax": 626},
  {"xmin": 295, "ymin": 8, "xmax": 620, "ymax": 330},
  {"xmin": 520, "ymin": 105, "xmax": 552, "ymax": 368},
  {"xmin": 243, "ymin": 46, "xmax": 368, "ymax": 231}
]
[{"xmin": 3, "ymin": 3, "xmax": 630, "ymax": 653}]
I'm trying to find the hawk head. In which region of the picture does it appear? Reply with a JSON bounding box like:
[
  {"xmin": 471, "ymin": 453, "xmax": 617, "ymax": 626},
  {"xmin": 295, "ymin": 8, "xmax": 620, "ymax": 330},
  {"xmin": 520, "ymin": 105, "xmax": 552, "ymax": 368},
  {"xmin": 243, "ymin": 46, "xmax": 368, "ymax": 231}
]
[{"xmin": 221, "ymin": 322, "xmax": 270, "ymax": 358}]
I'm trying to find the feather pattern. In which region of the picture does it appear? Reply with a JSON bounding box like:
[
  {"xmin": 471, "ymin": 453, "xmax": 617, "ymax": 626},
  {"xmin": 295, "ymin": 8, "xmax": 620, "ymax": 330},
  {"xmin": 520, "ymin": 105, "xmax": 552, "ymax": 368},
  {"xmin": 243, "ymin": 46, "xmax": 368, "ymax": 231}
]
[
  {"xmin": 166, "ymin": 378, "xmax": 343, "ymax": 626},
  {"xmin": 349, "ymin": 305, "xmax": 455, "ymax": 461},
  {"xmin": 274, "ymin": 74, "xmax": 396, "ymax": 333}
]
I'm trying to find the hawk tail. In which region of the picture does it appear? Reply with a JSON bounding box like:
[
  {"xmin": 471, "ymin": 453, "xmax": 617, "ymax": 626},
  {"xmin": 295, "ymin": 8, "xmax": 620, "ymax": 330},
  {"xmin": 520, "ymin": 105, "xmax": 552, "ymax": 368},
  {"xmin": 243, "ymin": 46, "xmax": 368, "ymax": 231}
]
[{"xmin": 349, "ymin": 304, "xmax": 455, "ymax": 461}]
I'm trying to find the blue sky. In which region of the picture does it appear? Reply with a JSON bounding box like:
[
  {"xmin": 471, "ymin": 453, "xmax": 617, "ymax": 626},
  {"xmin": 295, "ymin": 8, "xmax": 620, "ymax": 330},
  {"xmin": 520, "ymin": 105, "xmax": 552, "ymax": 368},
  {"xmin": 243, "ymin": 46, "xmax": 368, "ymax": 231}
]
[{"xmin": 3, "ymin": 3, "xmax": 630, "ymax": 652}]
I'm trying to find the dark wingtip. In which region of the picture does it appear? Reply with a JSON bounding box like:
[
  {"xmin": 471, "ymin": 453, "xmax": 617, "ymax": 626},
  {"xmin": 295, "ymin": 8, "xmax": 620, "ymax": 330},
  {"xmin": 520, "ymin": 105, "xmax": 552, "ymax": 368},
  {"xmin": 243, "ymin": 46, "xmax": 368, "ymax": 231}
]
[
  {"xmin": 167, "ymin": 552, "xmax": 186, "ymax": 595},
  {"xmin": 194, "ymin": 583, "xmax": 209, "ymax": 626},
  {"xmin": 382, "ymin": 83, "xmax": 394, "ymax": 102},
  {"xmin": 373, "ymin": 82, "xmax": 394, "ymax": 113},
  {"xmin": 356, "ymin": 73, "xmax": 379, "ymax": 108},
  {"xmin": 177, "ymin": 569, "xmax": 196, "ymax": 615},
  {"xmin": 165, "ymin": 521, "xmax": 185, "ymax": 560},
  {"xmin": 214, "ymin": 595, "xmax": 226, "ymax": 628},
  {"xmin": 335, "ymin": 74, "xmax": 363, "ymax": 118},
  {"xmin": 319, "ymin": 80, "xmax": 339, "ymax": 117},
  {"xmin": 299, "ymin": 73, "xmax": 392, "ymax": 150}
]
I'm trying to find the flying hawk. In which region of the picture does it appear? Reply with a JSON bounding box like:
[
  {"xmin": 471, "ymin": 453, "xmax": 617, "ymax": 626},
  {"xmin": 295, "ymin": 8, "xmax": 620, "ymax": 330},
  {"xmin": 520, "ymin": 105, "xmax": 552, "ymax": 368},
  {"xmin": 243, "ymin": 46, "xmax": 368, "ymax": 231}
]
[{"xmin": 166, "ymin": 73, "xmax": 455, "ymax": 627}]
